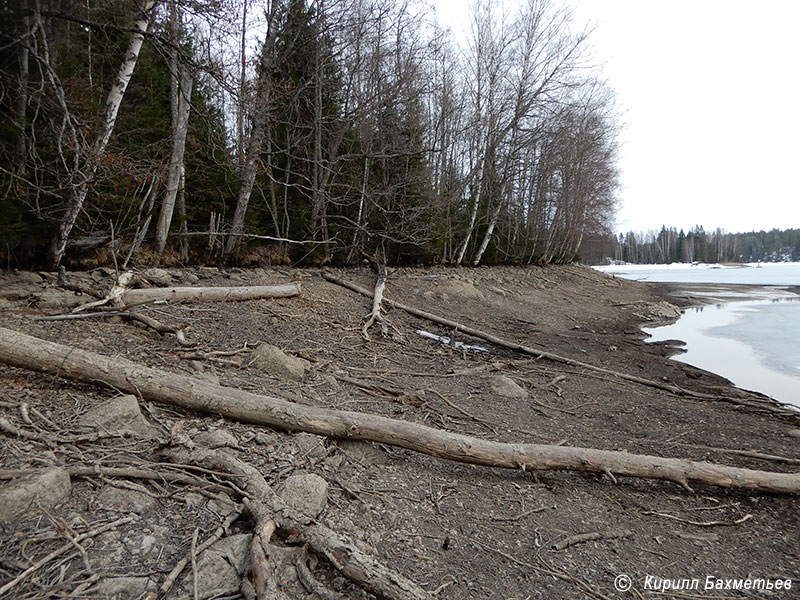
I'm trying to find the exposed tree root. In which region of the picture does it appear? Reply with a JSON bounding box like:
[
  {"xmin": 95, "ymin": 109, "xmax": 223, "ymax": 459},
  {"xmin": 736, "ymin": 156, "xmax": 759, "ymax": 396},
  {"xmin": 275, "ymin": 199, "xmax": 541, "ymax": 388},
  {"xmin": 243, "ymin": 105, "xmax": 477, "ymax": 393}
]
[
  {"xmin": 362, "ymin": 260, "xmax": 389, "ymax": 340},
  {"xmin": 163, "ymin": 446, "xmax": 432, "ymax": 600},
  {"xmin": 0, "ymin": 518, "xmax": 133, "ymax": 597},
  {"xmin": 1, "ymin": 327, "xmax": 799, "ymax": 494},
  {"xmin": 552, "ymin": 529, "xmax": 633, "ymax": 551}
]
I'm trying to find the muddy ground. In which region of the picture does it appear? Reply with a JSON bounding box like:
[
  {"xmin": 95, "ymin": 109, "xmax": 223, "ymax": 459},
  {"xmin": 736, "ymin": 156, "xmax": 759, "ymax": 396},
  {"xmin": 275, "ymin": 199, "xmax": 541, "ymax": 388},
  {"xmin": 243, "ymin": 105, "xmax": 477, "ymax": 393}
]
[{"xmin": 1, "ymin": 264, "xmax": 798, "ymax": 599}]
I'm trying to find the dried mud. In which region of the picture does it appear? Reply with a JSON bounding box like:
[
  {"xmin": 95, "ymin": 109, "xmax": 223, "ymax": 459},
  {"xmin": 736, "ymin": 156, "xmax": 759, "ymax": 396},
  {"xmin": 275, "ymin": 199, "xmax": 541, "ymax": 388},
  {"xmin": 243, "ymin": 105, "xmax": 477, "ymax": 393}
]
[{"xmin": 1, "ymin": 264, "xmax": 798, "ymax": 599}]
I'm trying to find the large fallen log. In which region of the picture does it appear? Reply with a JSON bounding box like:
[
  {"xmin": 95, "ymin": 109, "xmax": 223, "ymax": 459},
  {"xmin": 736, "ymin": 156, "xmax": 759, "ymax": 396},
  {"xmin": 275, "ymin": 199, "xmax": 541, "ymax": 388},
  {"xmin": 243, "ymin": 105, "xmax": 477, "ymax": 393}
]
[
  {"xmin": 120, "ymin": 282, "xmax": 301, "ymax": 304},
  {"xmin": 321, "ymin": 272, "xmax": 795, "ymax": 417},
  {"xmin": 0, "ymin": 327, "xmax": 798, "ymax": 494}
]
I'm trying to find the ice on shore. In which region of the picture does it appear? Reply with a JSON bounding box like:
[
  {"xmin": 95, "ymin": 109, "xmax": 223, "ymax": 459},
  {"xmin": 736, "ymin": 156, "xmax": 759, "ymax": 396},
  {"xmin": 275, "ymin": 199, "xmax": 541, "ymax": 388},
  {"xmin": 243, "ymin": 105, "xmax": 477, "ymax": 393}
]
[{"xmin": 593, "ymin": 262, "xmax": 800, "ymax": 285}]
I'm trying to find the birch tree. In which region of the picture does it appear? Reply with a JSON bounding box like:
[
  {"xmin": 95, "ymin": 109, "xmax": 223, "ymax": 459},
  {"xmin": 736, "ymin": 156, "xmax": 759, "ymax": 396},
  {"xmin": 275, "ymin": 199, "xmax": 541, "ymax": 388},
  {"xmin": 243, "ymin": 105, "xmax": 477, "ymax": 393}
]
[
  {"xmin": 154, "ymin": 4, "xmax": 194, "ymax": 259},
  {"xmin": 466, "ymin": 0, "xmax": 588, "ymax": 266},
  {"xmin": 49, "ymin": 0, "xmax": 157, "ymax": 268}
]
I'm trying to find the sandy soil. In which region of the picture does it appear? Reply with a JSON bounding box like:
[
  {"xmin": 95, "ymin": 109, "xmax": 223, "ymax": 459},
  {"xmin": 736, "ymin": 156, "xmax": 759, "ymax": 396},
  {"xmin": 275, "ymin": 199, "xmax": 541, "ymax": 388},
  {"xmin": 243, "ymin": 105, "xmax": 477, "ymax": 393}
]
[{"xmin": 1, "ymin": 264, "xmax": 798, "ymax": 599}]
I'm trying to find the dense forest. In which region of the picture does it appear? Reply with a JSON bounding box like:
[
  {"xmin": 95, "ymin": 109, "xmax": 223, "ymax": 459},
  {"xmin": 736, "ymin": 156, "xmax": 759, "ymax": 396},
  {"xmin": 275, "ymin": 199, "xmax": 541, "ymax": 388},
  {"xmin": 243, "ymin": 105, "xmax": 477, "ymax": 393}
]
[
  {"xmin": 0, "ymin": 0, "xmax": 621, "ymax": 269},
  {"xmin": 588, "ymin": 226, "xmax": 800, "ymax": 265}
]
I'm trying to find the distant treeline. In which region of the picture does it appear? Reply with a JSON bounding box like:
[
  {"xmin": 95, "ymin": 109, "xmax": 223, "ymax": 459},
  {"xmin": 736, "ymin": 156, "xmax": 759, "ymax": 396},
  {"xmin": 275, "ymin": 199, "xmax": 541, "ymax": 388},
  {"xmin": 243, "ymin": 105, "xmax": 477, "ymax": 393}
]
[{"xmin": 584, "ymin": 226, "xmax": 800, "ymax": 265}]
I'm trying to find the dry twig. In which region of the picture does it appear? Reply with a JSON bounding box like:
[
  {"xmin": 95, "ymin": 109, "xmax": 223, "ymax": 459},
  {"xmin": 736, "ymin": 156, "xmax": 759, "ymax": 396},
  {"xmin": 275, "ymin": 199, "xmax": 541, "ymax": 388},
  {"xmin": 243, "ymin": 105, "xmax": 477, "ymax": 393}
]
[
  {"xmin": 552, "ymin": 529, "xmax": 633, "ymax": 551},
  {"xmin": 0, "ymin": 518, "xmax": 133, "ymax": 597}
]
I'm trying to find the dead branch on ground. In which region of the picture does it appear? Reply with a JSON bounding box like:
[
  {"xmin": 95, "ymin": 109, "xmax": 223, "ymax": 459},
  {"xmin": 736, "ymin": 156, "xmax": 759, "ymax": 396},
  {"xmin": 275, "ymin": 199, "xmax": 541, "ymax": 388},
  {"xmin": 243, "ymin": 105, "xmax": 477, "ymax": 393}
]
[
  {"xmin": 55, "ymin": 271, "xmax": 300, "ymax": 347},
  {"xmin": 321, "ymin": 271, "xmax": 795, "ymax": 418},
  {"xmin": 164, "ymin": 446, "xmax": 431, "ymax": 600},
  {"xmin": 1, "ymin": 327, "xmax": 799, "ymax": 494}
]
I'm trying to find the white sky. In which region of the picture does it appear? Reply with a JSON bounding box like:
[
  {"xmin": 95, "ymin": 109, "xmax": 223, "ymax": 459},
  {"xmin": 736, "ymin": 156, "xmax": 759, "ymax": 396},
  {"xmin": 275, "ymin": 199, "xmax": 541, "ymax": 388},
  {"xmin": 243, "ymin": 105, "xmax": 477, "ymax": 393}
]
[{"xmin": 433, "ymin": 0, "xmax": 800, "ymax": 235}]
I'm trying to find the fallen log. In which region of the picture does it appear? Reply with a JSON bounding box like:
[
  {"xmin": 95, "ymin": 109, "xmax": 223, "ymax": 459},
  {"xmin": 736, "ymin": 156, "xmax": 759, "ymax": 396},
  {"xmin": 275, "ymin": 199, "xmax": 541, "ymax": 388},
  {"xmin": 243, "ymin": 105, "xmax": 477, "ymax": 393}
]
[
  {"xmin": 165, "ymin": 446, "xmax": 431, "ymax": 600},
  {"xmin": 321, "ymin": 272, "xmax": 795, "ymax": 417},
  {"xmin": 0, "ymin": 327, "xmax": 798, "ymax": 494},
  {"xmin": 120, "ymin": 282, "xmax": 301, "ymax": 304}
]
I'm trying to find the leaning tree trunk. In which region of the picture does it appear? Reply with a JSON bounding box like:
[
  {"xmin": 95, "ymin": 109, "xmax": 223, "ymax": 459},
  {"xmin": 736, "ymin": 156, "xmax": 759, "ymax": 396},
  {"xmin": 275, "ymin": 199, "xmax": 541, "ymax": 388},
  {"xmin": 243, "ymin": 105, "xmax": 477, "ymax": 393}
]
[
  {"xmin": 472, "ymin": 195, "xmax": 503, "ymax": 266},
  {"xmin": 223, "ymin": 2, "xmax": 282, "ymax": 263},
  {"xmin": 155, "ymin": 66, "xmax": 193, "ymax": 258},
  {"xmin": 455, "ymin": 135, "xmax": 489, "ymax": 265},
  {"xmin": 49, "ymin": 0, "xmax": 156, "ymax": 269},
  {"xmin": 1, "ymin": 327, "xmax": 798, "ymax": 494},
  {"xmin": 122, "ymin": 174, "xmax": 160, "ymax": 268}
]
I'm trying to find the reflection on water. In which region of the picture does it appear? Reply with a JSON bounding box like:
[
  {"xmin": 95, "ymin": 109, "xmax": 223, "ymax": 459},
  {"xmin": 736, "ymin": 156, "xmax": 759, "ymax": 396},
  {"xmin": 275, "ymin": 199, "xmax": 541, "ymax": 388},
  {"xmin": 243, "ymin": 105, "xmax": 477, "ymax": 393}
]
[{"xmin": 643, "ymin": 295, "xmax": 800, "ymax": 409}]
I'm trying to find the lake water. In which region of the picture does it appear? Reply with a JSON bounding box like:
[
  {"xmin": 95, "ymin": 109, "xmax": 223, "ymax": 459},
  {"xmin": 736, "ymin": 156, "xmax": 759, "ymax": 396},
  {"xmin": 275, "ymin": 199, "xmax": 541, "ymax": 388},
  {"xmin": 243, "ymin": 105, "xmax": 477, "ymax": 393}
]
[{"xmin": 594, "ymin": 263, "xmax": 800, "ymax": 409}]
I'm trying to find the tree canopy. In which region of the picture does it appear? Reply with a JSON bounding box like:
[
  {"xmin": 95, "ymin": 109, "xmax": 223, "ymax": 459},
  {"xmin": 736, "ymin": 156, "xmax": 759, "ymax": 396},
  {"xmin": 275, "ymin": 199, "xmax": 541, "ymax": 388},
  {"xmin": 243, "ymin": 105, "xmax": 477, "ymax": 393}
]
[{"xmin": 0, "ymin": 0, "xmax": 622, "ymax": 268}]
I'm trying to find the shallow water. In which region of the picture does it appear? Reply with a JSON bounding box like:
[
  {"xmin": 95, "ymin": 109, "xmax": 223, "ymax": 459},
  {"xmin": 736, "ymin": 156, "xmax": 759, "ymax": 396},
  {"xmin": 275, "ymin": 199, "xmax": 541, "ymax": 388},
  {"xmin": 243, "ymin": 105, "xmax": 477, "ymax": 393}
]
[
  {"xmin": 593, "ymin": 263, "xmax": 800, "ymax": 408},
  {"xmin": 642, "ymin": 294, "xmax": 800, "ymax": 409}
]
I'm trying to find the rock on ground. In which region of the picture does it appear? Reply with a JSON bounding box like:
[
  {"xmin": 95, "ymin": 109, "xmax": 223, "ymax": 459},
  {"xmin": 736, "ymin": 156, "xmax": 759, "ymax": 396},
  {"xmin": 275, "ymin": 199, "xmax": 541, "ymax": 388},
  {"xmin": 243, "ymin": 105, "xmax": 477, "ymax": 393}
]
[
  {"xmin": 176, "ymin": 533, "xmax": 250, "ymax": 599},
  {"xmin": 279, "ymin": 473, "xmax": 328, "ymax": 518},
  {"xmin": 141, "ymin": 267, "xmax": 173, "ymax": 287},
  {"xmin": 253, "ymin": 343, "xmax": 307, "ymax": 380},
  {"xmin": 436, "ymin": 279, "xmax": 485, "ymax": 301},
  {"xmin": 95, "ymin": 576, "xmax": 156, "ymax": 599},
  {"xmin": 0, "ymin": 467, "xmax": 71, "ymax": 522},
  {"xmin": 337, "ymin": 439, "xmax": 388, "ymax": 465},
  {"xmin": 195, "ymin": 428, "xmax": 238, "ymax": 448},
  {"xmin": 490, "ymin": 375, "xmax": 528, "ymax": 398},
  {"xmin": 97, "ymin": 485, "xmax": 156, "ymax": 515},
  {"xmin": 78, "ymin": 394, "xmax": 157, "ymax": 438},
  {"xmin": 291, "ymin": 432, "xmax": 328, "ymax": 459}
]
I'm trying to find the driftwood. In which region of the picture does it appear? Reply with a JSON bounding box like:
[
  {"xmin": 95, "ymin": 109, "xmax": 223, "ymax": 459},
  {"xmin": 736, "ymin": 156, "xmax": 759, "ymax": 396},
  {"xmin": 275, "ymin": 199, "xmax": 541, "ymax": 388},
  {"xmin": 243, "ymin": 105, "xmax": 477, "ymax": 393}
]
[
  {"xmin": 321, "ymin": 272, "xmax": 795, "ymax": 416},
  {"xmin": 120, "ymin": 282, "xmax": 301, "ymax": 304},
  {"xmin": 1, "ymin": 327, "xmax": 798, "ymax": 494},
  {"xmin": 362, "ymin": 261, "xmax": 389, "ymax": 340},
  {"xmin": 64, "ymin": 278, "xmax": 299, "ymax": 347},
  {"xmin": 165, "ymin": 446, "xmax": 431, "ymax": 600},
  {"xmin": 73, "ymin": 271, "xmax": 135, "ymax": 313}
]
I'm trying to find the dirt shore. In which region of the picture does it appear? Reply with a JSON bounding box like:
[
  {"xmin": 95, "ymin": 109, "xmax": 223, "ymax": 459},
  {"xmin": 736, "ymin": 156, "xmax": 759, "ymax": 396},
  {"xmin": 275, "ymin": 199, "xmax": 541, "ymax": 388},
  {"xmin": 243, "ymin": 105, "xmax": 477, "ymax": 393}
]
[{"xmin": 1, "ymin": 265, "xmax": 798, "ymax": 599}]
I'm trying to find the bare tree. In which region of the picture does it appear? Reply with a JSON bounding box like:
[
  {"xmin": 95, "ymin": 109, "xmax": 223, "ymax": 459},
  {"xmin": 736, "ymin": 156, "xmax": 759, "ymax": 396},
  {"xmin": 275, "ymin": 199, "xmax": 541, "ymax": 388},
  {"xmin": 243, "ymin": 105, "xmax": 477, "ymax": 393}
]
[
  {"xmin": 49, "ymin": 0, "xmax": 157, "ymax": 268},
  {"xmin": 154, "ymin": 2, "xmax": 194, "ymax": 259},
  {"xmin": 223, "ymin": 0, "xmax": 283, "ymax": 263},
  {"xmin": 463, "ymin": 0, "xmax": 589, "ymax": 266}
]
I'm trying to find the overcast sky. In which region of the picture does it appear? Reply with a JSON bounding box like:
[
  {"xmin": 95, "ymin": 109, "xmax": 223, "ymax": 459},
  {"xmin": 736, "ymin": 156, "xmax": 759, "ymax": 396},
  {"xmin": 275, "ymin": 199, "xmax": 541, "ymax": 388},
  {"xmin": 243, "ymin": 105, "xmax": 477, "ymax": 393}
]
[{"xmin": 433, "ymin": 0, "xmax": 800, "ymax": 235}]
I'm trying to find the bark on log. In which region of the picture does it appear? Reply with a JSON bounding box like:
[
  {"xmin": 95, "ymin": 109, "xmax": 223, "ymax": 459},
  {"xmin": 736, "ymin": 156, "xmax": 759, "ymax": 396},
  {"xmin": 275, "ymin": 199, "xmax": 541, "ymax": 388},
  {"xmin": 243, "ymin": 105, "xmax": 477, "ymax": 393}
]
[
  {"xmin": 0, "ymin": 327, "xmax": 798, "ymax": 494},
  {"xmin": 321, "ymin": 272, "xmax": 795, "ymax": 417},
  {"xmin": 120, "ymin": 283, "xmax": 301, "ymax": 304},
  {"xmin": 167, "ymin": 447, "xmax": 431, "ymax": 600}
]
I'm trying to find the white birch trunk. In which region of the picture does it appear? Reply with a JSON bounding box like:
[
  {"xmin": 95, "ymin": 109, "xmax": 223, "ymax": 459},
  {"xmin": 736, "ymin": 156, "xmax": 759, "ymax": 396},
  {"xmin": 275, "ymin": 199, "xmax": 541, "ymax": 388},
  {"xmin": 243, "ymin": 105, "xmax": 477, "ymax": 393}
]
[
  {"xmin": 50, "ymin": 0, "xmax": 156, "ymax": 268},
  {"xmin": 155, "ymin": 67, "xmax": 193, "ymax": 257},
  {"xmin": 346, "ymin": 157, "xmax": 370, "ymax": 263},
  {"xmin": 454, "ymin": 135, "xmax": 488, "ymax": 265},
  {"xmin": 472, "ymin": 197, "xmax": 503, "ymax": 266}
]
